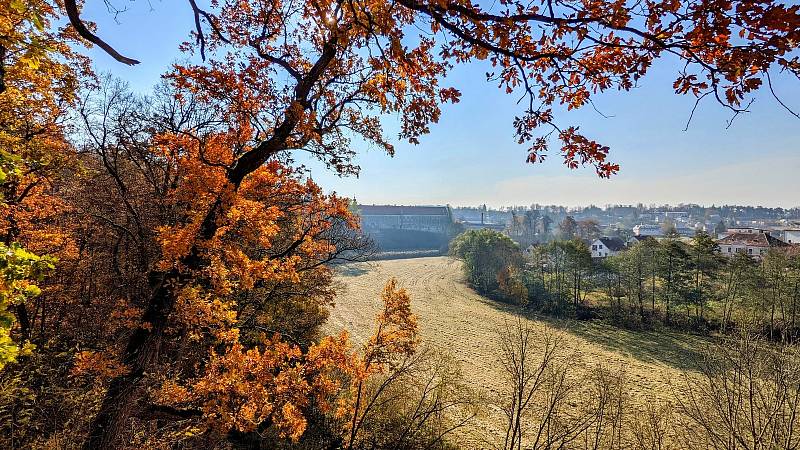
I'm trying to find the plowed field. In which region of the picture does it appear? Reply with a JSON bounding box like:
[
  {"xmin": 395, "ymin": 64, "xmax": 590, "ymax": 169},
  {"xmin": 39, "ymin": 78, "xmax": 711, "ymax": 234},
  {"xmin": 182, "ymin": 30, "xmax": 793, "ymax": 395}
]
[{"xmin": 327, "ymin": 257, "xmax": 704, "ymax": 447}]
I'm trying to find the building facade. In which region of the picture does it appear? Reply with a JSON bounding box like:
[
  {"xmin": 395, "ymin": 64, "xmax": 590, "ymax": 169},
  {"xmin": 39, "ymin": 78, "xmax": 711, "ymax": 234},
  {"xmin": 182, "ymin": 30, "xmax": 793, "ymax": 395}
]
[
  {"xmin": 633, "ymin": 224, "xmax": 662, "ymax": 237},
  {"xmin": 358, "ymin": 205, "xmax": 454, "ymax": 233},
  {"xmin": 357, "ymin": 205, "xmax": 456, "ymax": 252},
  {"xmin": 717, "ymin": 231, "xmax": 790, "ymax": 260},
  {"xmin": 590, "ymin": 237, "xmax": 626, "ymax": 258},
  {"xmin": 783, "ymin": 229, "xmax": 800, "ymax": 244}
]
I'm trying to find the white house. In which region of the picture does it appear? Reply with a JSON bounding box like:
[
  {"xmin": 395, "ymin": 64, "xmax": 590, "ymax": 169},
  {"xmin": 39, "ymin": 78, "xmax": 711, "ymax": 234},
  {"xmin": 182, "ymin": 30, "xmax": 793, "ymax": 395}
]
[
  {"xmin": 783, "ymin": 229, "xmax": 800, "ymax": 244},
  {"xmin": 590, "ymin": 237, "xmax": 626, "ymax": 258},
  {"xmin": 717, "ymin": 231, "xmax": 790, "ymax": 260},
  {"xmin": 632, "ymin": 224, "xmax": 662, "ymax": 237}
]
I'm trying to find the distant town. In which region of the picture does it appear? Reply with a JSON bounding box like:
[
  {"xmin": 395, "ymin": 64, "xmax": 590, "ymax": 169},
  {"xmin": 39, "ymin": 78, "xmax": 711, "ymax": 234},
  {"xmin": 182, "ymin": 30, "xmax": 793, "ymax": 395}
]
[{"xmin": 356, "ymin": 203, "xmax": 800, "ymax": 259}]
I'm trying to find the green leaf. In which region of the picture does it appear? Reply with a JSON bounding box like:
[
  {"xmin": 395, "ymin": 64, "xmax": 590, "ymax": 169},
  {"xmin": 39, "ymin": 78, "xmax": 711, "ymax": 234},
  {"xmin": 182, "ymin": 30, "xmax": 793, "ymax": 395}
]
[
  {"xmin": 31, "ymin": 13, "xmax": 45, "ymax": 32},
  {"xmin": 24, "ymin": 285, "xmax": 42, "ymax": 298}
]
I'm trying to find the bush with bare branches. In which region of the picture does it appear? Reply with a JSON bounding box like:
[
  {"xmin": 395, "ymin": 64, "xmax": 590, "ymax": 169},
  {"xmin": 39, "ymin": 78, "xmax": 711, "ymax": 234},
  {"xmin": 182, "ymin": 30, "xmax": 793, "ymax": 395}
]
[
  {"xmin": 495, "ymin": 318, "xmax": 627, "ymax": 450},
  {"xmin": 677, "ymin": 333, "xmax": 800, "ymax": 450}
]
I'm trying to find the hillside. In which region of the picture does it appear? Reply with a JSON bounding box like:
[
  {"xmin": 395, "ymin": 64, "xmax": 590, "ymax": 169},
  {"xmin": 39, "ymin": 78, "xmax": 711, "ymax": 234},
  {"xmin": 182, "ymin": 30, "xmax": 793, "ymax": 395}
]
[{"xmin": 327, "ymin": 256, "xmax": 706, "ymax": 447}]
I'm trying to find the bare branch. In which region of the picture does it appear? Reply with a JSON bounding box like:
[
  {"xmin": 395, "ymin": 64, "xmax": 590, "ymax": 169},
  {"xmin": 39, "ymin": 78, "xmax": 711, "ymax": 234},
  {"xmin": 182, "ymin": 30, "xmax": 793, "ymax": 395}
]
[{"xmin": 64, "ymin": 0, "xmax": 140, "ymax": 65}]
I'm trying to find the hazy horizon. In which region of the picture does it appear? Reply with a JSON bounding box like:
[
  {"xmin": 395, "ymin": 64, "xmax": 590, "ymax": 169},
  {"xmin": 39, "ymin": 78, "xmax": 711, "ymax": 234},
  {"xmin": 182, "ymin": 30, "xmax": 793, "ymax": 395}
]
[{"xmin": 356, "ymin": 200, "xmax": 800, "ymax": 210}]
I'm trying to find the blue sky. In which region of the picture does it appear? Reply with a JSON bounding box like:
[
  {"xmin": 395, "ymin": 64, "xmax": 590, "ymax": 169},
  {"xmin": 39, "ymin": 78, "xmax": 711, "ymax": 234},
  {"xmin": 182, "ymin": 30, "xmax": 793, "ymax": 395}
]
[{"xmin": 83, "ymin": 1, "xmax": 800, "ymax": 208}]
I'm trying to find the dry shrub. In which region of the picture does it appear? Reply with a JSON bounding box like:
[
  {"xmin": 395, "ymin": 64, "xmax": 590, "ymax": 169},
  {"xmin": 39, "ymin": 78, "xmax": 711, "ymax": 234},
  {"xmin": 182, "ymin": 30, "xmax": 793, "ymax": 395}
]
[
  {"xmin": 348, "ymin": 346, "xmax": 476, "ymax": 450},
  {"xmin": 630, "ymin": 398, "xmax": 675, "ymax": 450},
  {"xmin": 495, "ymin": 318, "xmax": 627, "ymax": 450},
  {"xmin": 676, "ymin": 333, "xmax": 800, "ymax": 450}
]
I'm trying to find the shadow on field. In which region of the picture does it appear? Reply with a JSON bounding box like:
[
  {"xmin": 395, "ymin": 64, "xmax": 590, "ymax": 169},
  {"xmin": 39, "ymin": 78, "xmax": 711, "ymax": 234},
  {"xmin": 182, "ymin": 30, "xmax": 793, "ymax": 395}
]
[
  {"xmin": 472, "ymin": 293, "xmax": 706, "ymax": 372},
  {"xmin": 554, "ymin": 320, "xmax": 707, "ymax": 371}
]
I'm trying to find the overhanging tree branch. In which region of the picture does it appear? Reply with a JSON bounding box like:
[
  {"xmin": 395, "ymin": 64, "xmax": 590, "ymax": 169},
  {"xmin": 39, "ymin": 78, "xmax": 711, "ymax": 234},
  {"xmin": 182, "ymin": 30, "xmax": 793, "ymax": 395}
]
[{"xmin": 64, "ymin": 0, "xmax": 139, "ymax": 65}]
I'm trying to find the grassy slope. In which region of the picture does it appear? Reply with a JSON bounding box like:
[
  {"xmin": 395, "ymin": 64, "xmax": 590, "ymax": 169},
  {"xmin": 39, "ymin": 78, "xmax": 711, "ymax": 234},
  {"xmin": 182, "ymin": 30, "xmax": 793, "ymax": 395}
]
[{"xmin": 327, "ymin": 256, "xmax": 706, "ymax": 447}]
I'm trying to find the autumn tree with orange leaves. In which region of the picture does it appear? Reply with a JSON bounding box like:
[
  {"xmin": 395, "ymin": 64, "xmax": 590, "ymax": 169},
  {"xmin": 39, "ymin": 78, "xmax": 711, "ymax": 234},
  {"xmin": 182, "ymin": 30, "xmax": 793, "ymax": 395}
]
[
  {"xmin": 67, "ymin": 77, "xmax": 377, "ymax": 448},
  {"xmin": 0, "ymin": 0, "xmax": 797, "ymax": 448},
  {"xmin": 0, "ymin": 0, "xmax": 88, "ymax": 366}
]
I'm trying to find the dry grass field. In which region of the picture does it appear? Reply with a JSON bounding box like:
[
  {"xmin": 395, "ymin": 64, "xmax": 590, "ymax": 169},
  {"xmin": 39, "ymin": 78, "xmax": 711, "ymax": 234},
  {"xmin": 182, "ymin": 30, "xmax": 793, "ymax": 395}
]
[{"xmin": 326, "ymin": 256, "xmax": 708, "ymax": 448}]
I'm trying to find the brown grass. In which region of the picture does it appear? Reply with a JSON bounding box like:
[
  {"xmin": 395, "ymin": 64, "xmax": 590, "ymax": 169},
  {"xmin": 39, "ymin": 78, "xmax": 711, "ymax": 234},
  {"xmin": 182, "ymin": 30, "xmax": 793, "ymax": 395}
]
[{"xmin": 327, "ymin": 256, "xmax": 706, "ymax": 448}]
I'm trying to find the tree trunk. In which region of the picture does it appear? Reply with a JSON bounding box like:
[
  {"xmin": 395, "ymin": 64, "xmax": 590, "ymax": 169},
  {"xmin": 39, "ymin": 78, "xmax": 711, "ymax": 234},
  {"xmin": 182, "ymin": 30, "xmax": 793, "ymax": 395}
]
[
  {"xmin": 665, "ymin": 254, "xmax": 673, "ymax": 325},
  {"xmin": 83, "ymin": 275, "xmax": 177, "ymax": 448},
  {"xmin": 84, "ymin": 194, "xmax": 224, "ymax": 448},
  {"xmin": 771, "ymin": 302, "xmax": 776, "ymax": 341},
  {"xmin": 792, "ymin": 279, "xmax": 798, "ymax": 335},
  {"xmin": 0, "ymin": 45, "xmax": 6, "ymax": 95}
]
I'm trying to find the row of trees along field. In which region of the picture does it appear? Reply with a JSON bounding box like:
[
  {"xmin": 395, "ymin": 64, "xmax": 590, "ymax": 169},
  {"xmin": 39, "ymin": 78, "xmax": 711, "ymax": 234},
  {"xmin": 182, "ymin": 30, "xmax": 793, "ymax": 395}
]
[
  {"xmin": 451, "ymin": 229, "xmax": 800, "ymax": 339},
  {"xmin": 1, "ymin": 0, "xmax": 800, "ymax": 448}
]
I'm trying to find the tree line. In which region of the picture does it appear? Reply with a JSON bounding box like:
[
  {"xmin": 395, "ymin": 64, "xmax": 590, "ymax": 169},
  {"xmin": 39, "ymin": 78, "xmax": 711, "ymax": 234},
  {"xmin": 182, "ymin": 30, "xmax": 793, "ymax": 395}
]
[{"xmin": 451, "ymin": 229, "xmax": 800, "ymax": 339}]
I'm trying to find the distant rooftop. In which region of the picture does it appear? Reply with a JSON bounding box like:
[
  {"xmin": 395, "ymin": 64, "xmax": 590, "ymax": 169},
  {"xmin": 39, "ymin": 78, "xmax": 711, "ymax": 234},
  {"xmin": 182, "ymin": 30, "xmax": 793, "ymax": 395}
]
[
  {"xmin": 717, "ymin": 232, "xmax": 790, "ymax": 248},
  {"xmin": 597, "ymin": 237, "xmax": 626, "ymax": 251},
  {"xmin": 358, "ymin": 204, "xmax": 450, "ymax": 216}
]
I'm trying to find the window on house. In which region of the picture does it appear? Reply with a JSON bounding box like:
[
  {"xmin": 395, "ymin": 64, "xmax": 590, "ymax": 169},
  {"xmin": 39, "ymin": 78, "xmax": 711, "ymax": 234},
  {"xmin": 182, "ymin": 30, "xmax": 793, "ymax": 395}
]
[
  {"xmin": 727, "ymin": 247, "xmax": 731, "ymax": 253},
  {"xmin": 592, "ymin": 245, "xmax": 597, "ymax": 250},
  {"xmin": 748, "ymin": 248, "xmax": 753, "ymax": 254}
]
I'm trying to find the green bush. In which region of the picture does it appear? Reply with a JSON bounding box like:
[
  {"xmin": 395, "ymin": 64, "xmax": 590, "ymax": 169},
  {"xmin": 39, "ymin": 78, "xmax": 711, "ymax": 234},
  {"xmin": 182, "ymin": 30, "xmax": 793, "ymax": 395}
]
[{"xmin": 449, "ymin": 229, "xmax": 522, "ymax": 297}]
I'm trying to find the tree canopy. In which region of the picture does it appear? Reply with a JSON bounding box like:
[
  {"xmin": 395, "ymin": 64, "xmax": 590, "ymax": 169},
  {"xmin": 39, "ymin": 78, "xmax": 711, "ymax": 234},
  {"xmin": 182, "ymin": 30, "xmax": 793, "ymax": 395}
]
[{"xmin": 61, "ymin": 0, "xmax": 800, "ymax": 177}]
